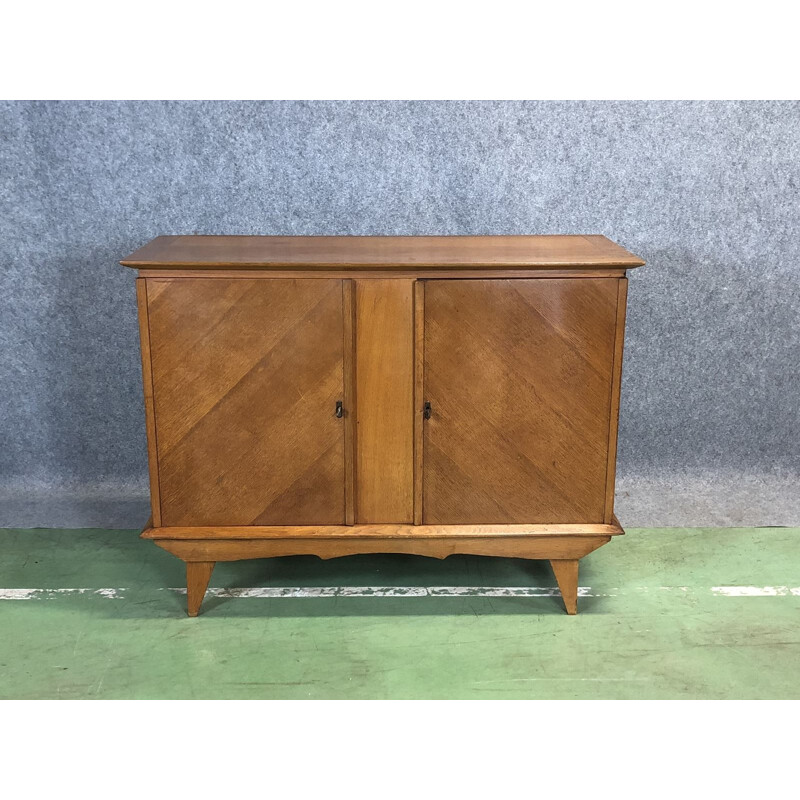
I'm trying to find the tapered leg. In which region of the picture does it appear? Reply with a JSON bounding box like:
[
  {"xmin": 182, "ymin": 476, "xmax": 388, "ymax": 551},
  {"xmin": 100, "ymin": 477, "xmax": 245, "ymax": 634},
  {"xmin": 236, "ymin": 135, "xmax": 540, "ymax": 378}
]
[
  {"xmin": 186, "ymin": 561, "xmax": 215, "ymax": 617},
  {"xmin": 550, "ymin": 559, "xmax": 579, "ymax": 615}
]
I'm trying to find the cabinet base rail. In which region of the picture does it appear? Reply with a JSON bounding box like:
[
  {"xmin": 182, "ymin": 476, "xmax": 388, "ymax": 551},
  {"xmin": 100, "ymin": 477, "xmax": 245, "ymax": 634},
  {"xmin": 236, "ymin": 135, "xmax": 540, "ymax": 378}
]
[{"xmin": 143, "ymin": 520, "xmax": 623, "ymax": 617}]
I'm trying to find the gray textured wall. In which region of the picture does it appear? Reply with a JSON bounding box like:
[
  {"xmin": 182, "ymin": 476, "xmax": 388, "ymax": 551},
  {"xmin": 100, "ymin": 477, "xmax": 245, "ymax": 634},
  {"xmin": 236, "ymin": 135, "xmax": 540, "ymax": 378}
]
[{"xmin": 1, "ymin": 101, "xmax": 798, "ymax": 527}]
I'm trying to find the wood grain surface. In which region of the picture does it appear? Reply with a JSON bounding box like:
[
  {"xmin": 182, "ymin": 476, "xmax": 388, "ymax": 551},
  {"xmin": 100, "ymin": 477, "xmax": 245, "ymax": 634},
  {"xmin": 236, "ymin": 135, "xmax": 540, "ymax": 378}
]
[
  {"xmin": 141, "ymin": 520, "xmax": 624, "ymax": 540},
  {"xmin": 136, "ymin": 268, "xmax": 628, "ymax": 280},
  {"xmin": 157, "ymin": 534, "xmax": 612, "ymax": 563},
  {"xmin": 136, "ymin": 279, "xmax": 162, "ymax": 526},
  {"xmin": 550, "ymin": 559, "xmax": 580, "ymax": 615},
  {"xmin": 422, "ymin": 278, "xmax": 619, "ymax": 524},
  {"xmin": 342, "ymin": 281, "xmax": 357, "ymax": 524},
  {"xmin": 129, "ymin": 237, "xmax": 643, "ymax": 617},
  {"xmin": 354, "ymin": 279, "xmax": 414, "ymax": 522},
  {"xmin": 186, "ymin": 562, "xmax": 215, "ymax": 617},
  {"xmin": 413, "ymin": 280, "xmax": 425, "ymax": 524},
  {"xmin": 121, "ymin": 235, "xmax": 645, "ymax": 269},
  {"xmin": 146, "ymin": 278, "xmax": 347, "ymax": 526},
  {"xmin": 604, "ymin": 278, "xmax": 628, "ymax": 522}
]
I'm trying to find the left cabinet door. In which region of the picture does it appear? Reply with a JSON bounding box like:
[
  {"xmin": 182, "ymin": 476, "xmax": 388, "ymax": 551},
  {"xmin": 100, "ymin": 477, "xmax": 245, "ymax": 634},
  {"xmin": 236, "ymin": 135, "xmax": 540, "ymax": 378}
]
[{"xmin": 142, "ymin": 278, "xmax": 349, "ymax": 526}]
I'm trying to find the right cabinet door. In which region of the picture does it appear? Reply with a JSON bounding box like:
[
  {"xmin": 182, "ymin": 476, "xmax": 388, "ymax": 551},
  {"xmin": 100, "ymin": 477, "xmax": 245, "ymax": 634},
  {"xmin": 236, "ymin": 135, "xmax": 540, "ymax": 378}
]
[{"xmin": 422, "ymin": 278, "xmax": 621, "ymax": 524}]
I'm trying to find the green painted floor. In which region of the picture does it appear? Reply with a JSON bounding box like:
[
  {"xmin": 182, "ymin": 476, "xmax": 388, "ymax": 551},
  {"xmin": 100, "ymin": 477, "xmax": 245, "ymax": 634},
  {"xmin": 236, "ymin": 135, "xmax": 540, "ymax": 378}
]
[{"xmin": 0, "ymin": 527, "xmax": 798, "ymax": 699}]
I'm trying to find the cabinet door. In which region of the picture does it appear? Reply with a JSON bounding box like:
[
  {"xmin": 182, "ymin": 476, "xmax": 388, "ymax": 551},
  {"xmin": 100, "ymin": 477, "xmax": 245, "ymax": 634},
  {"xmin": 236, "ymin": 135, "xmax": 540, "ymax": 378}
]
[
  {"xmin": 146, "ymin": 278, "xmax": 348, "ymax": 526},
  {"xmin": 422, "ymin": 279, "xmax": 619, "ymax": 524}
]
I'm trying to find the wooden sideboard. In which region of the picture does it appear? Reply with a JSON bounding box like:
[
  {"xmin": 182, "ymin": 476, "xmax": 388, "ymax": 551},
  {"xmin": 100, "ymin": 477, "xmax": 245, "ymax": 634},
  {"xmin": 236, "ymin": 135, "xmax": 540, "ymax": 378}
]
[{"xmin": 122, "ymin": 235, "xmax": 644, "ymax": 615}]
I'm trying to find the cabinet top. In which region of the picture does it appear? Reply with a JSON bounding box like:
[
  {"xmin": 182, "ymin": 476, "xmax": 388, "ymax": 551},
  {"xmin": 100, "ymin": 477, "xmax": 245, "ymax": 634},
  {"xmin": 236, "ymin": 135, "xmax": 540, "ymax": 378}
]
[{"xmin": 121, "ymin": 235, "xmax": 644, "ymax": 270}]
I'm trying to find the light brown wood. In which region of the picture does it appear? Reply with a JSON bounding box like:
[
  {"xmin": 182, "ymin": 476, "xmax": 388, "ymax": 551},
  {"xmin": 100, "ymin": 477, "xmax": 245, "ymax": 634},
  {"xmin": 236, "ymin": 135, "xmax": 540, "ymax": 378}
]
[
  {"xmin": 604, "ymin": 278, "xmax": 629, "ymax": 523},
  {"xmin": 122, "ymin": 235, "xmax": 645, "ymax": 270},
  {"xmin": 550, "ymin": 559, "xmax": 580, "ymax": 615},
  {"xmin": 136, "ymin": 279, "xmax": 162, "ymax": 526},
  {"xmin": 158, "ymin": 535, "xmax": 611, "ymax": 564},
  {"xmin": 413, "ymin": 280, "xmax": 425, "ymax": 525},
  {"xmin": 187, "ymin": 561, "xmax": 215, "ymax": 617},
  {"xmin": 147, "ymin": 278, "xmax": 347, "ymax": 526},
  {"xmin": 342, "ymin": 280, "xmax": 357, "ymax": 525},
  {"xmin": 142, "ymin": 521, "xmax": 624, "ymax": 540},
  {"xmin": 137, "ymin": 268, "xmax": 628, "ymax": 280},
  {"xmin": 128, "ymin": 236, "xmax": 643, "ymax": 616},
  {"xmin": 354, "ymin": 279, "xmax": 414, "ymax": 523},
  {"xmin": 423, "ymin": 278, "xmax": 619, "ymax": 524},
  {"xmin": 167, "ymin": 535, "xmax": 609, "ymax": 615}
]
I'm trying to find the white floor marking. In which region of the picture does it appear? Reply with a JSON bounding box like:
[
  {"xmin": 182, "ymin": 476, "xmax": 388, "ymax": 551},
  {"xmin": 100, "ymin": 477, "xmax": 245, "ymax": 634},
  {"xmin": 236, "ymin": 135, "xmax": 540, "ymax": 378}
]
[
  {"xmin": 711, "ymin": 586, "xmax": 800, "ymax": 597},
  {"xmin": 1, "ymin": 586, "xmax": 799, "ymax": 600},
  {"xmin": 192, "ymin": 586, "xmax": 583, "ymax": 598},
  {"xmin": 0, "ymin": 588, "xmax": 125, "ymax": 600}
]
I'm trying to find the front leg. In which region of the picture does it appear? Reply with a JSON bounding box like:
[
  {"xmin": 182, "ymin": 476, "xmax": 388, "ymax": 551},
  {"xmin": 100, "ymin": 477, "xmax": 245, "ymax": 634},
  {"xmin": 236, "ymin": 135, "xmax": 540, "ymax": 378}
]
[
  {"xmin": 186, "ymin": 561, "xmax": 215, "ymax": 617},
  {"xmin": 550, "ymin": 558, "xmax": 579, "ymax": 615}
]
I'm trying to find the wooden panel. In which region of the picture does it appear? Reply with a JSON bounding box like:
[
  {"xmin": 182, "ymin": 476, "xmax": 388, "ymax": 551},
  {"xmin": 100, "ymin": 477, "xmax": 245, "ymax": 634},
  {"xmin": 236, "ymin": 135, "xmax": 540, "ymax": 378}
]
[
  {"xmin": 342, "ymin": 281, "xmax": 357, "ymax": 524},
  {"xmin": 147, "ymin": 278, "xmax": 346, "ymax": 526},
  {"xmin": 141, "ymin": 520, "xmax": 624, "ymax": 540},
  {"xmin": 121, "ymin": 235, "xmax": 645, "ymax": 270},
  {"xmin": 137, "ymin": 268, "xmax": 629, "ymax": 280},
  {"xmin": 354, "ymin": 279, "xmax": 414, "ymax": 522},
  {"xmin": 156, "ymin": 535, "xmax": 612, "ymax": 563},
  {"xmin": 604, "ymin": 278, "xmax": 628, "ymax": 523},
  {"xmin": 413, "ymin": 280, "xmax": 425, "ymax": 524},
  {"xmin": 423, "ymin": 279, "xmax": 619, "ymax": 524},
  {"xmin": 136, "ymin": 279, "xmax": 162, "ymax": 526}
]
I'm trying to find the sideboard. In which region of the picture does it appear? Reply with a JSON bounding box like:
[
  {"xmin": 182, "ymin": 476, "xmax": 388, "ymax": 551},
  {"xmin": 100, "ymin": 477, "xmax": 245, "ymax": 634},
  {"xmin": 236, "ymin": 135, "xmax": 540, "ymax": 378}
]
[{"xmin": 121, "ymin": 235, "xmax": 645, "ymax": 615}]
